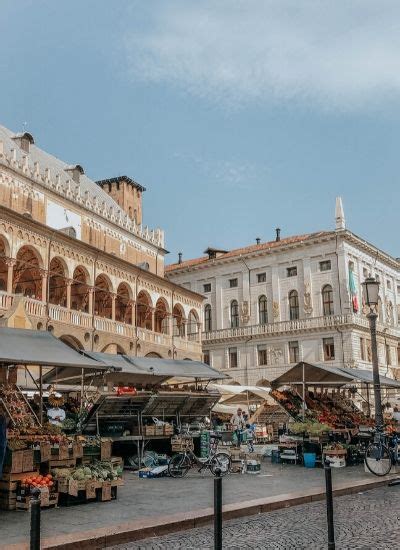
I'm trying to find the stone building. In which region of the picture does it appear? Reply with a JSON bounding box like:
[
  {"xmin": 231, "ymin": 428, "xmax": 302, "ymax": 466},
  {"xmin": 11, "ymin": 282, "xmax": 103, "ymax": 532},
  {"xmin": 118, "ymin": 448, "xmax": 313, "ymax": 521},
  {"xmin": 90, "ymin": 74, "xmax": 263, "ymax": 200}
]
[
  {"xmin": 0, "ymin": 124, "xmax": 202, "ymax": 360},
  {"xmin": 166, "ymin": 199, "xmax": 400, "ymax": 385}
]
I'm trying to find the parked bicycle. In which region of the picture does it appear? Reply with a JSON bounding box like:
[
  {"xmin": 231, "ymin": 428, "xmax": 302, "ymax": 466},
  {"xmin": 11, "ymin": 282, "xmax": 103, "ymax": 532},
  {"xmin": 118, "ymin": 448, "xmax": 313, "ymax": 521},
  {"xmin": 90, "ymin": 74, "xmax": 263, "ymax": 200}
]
[
  {"xmin": 168, "ymin": 433, "xmax": 231, "ymax": 478},
  {"xmin": 364, "ymin": 431, "xmax": 399, "ymax": 477}
]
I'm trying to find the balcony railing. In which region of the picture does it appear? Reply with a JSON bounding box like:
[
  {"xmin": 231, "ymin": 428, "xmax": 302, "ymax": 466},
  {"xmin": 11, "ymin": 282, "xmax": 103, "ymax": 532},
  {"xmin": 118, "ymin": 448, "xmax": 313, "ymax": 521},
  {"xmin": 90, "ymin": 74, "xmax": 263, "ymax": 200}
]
[
  {"xmin": 0, "ymin": 292, "xmax": 201, "ymax": 352},
  {"xmin": 203, "ymin": 313, "xmax": 400, "ymax": 341}
]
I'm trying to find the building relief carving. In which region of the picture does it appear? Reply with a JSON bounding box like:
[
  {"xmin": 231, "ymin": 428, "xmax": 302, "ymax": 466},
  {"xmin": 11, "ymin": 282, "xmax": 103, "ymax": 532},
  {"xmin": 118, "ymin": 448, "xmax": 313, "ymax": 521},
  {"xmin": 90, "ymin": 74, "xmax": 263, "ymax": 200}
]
[
  {"xmin": 240, "ymin": 301, "xmax": 250, "ymax": 324},
  {"xmin": 303, "ymin": 282, "xmax": 313, "ymax": 315},
  {"xmin": 272, "ymin": 301, "xmax": 280, "ymax": 320}
]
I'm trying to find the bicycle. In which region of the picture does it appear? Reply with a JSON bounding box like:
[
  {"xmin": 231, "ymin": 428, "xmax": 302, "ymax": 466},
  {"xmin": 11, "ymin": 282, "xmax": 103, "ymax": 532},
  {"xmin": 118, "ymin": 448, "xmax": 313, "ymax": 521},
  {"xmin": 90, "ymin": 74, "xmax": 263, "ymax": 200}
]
[
  {"xmin": 168, "ymin": 433, "xmax": 232, "ymax": 478},
  {"xmin": 364, "ymin": 432, "xmax": 399, "ymax": 477}
]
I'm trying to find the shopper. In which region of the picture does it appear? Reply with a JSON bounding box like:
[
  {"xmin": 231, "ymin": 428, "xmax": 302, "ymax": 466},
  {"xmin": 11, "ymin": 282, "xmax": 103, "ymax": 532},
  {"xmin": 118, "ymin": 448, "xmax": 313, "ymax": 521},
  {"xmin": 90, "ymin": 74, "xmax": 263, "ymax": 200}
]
[
  {"xmin": 231, "ymin": 408, "xmax": 245, "ymax": 448},
  {"xmin": 245, "ymin": 423, "xmax": 255, "ymax": 453},
  {"xmin": 47, "ymin": 393, "xmax": 66, "ymax": 426}
]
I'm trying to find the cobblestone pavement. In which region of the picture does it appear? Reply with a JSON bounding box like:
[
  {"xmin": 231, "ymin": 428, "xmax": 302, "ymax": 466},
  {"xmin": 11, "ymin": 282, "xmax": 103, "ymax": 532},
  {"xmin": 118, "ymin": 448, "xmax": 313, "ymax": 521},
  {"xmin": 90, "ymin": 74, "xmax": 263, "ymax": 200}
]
[
  {"xmin": 113, "ymin": 485, "xmax": 400, "ymax": 549},
  {"xmin": 0, "ymin": 463, "xmax": 374, "ymax": 546}
]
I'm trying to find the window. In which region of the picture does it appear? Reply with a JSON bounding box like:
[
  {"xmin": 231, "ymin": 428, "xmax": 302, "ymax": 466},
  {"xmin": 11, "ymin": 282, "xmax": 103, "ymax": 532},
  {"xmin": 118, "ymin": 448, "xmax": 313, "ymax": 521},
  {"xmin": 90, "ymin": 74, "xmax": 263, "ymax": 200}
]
[
  {"xmin": 363, "ymin": 267, "xmax": 369, "ymax": 278},
  {"xmin": 230, "ymin": 300, "xmax": 239, "ymax": 328},
  {"xmin": 322, "ymin": 285, "xmax": 334, "ymax": 316},
  {"xmin": 397, "ymin": 345, "xmax": 400, "ymax": 366},
  {"xmin": 203, "ymin": 351, "xmax": 210, "ymax": 365},
  {"xmin": 258, "ymin": 295, "xmax": 268, "ymax": 324},
  {"xmin": 323, "ymin": 338, "xmax": 335, "ymax": 361},
  {"xmin": 360, "ymin": 337, "xmax": 366, "ymax": 361},
  {"xmin": 229, "ymin": 278, "xmax": 238, "ymax": 288},
  {"xmin": 257, "ymin": 272, "xmax": 266, "ymax": 283},
  {"xmin": 289, "ymin": 341, "xmax": 299, "ymax": 363},
  {"xmin": 203, "ymin": 283, "xmax": 211, "ymax": 293},
  {"xmin": 397, "ymin": 285, "xmax": 400, "ymax": 294},
  {"xmin": 386, "ymin": 344, "xmax": 391, "ymax": 365},
  {"xmin": 258, "ymin": 345, "xmax": 268, "ymax": 366},
  {"xmin": 204, "ymin": 304, "xmax": 212, "ymax": 332},
  {"xmin": 319, "ymin": 260, "xmax": 331, "ymax": 272},
  {"xmin": 229, "ymin": 347, "xmax": 238, "ymax": 368},
  {"xmin": 387, "ymin": 280, "xmax": 392, "ymax": 290},
  {"xmin": 287, "ymin": 266, "xmax": 297, "ymax": 277},
  {"xmin": 289, "ymin": 290, "xmax": 299, "ymax": 320}
]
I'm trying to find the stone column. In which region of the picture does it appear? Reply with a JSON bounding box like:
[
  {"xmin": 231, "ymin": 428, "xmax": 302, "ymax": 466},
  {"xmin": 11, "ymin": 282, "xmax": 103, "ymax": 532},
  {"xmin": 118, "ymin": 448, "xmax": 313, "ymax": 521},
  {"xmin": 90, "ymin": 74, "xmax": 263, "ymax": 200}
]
[
  {"xmin": 215, "ymin": 276, "xmax": 223, "ymax": 329},
  {"xmin": 169, "ymin": 314, "xmax": 174, "ymax": 336},
  {"xmin": 40, "ymin": 269, "xmax": 48, "ymax": 302},
  {"xmin": 88, "ymin": 287, "xmax": 94, "ymax": 315},
  {"xmin": 111, "ymin": 293, "xmax": 116, "ymax": 321},
  {"xmin": 197, "ymin": 322, "xmax": 202, "ymax": 343},
  {"xmin": 5, "ymin": 258, "xmax": 16, "ymax": 294},
  {"xmin": 66, "ymin": 279, "xmax": 73, "ymax": 310},
  {"xmin": 271, "ymin": 265, "xmax": 281, "ymax": 322},
  {"xmin": 151, "ymin": 308, "xmax": 155, "ymax": 332},
  {"xmin": 128, "ymin": 300, "xmax": 136, "ymax": 326}
]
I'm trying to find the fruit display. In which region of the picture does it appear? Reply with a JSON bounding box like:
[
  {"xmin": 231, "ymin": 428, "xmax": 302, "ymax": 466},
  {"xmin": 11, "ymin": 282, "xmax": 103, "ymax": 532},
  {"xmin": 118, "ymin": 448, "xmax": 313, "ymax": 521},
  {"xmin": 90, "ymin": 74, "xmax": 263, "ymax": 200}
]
[
  {"xmin": 0, "ymin": 384, "xmax": 39, "ymax": 433},
  {"xmin": 21, "ymin": 473, "xmax": 54, "ymax": 490},
  {"xmin": 52, "ymin": 461, "xmax": 123, "ymax": 483}
]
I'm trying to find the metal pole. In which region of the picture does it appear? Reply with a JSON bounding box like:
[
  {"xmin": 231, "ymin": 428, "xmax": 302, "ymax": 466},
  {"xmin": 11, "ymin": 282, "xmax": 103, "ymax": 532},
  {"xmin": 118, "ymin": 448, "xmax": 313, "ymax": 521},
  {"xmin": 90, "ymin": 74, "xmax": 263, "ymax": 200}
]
[
  {"xmin": 302, "ymin": 362, "xmax": 305, "ymax": 420},
  {"xmin": 214, "ymin": 468, "xmax": 222, "ymax": 550},
  {"xmin": 324, "ymin": 460, "xmax": 335, "ymax": 550},
  {"xmin": 39, "ymin": 366, "xmax": 43, "ymax": 425},
  {"xmin": 30, "ymin": 488, "xmax": 41, "ymax": 550},
  {"xmin": 368, "ymin": 312, "xmax": 384, "ymax": 431}
]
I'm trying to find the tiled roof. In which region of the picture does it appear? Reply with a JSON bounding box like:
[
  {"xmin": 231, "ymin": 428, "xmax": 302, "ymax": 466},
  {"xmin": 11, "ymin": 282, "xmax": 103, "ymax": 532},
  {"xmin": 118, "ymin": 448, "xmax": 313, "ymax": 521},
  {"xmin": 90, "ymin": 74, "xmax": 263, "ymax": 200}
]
[
  {"xmin": 166, "ymin": 231, "xmax": 334, "ymax": 272},
  {"xmin": 0, "ymin": 125, "xmax": 125, "ymax": 217}
]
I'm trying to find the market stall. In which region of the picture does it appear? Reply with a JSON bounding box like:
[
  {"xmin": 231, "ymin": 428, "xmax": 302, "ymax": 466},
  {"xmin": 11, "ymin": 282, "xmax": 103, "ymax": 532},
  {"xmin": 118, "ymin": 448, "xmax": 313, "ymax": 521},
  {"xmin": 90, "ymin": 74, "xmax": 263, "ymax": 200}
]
[
  {"xmin": 269, "ymin": 361, "xmax": 400, "ymax": 468},
  {"xmin": 0, "ymin": 328, "xmax": 123, "ymax": 511}
]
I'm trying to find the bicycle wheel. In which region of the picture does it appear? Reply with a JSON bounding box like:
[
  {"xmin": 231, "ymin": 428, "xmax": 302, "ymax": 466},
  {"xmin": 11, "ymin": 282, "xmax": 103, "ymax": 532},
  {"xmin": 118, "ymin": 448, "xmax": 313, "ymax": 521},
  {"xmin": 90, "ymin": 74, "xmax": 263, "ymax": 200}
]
[
  {"xmin": 168, "ymin": 453, "xmax": 191, "ymax": 478},
  {"xmin": 210, "ymin": 452, "xmax": 232, "ymax": 476},
  {"xmin": 365, "ymin": 443, "xmax": 392, "ymax": 476}
]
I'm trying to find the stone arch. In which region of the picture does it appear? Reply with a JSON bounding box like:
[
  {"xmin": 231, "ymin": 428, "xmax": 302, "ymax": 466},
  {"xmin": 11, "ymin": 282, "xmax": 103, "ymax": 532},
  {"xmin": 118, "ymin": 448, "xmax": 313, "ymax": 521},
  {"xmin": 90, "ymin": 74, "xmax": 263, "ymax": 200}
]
[
  {"xmin": 137, "ymin": 289, "xmax": 153, "ymax": 330},
  {"xmin": 187, "ymin": 309, "xmax": 199, "ymax": 335},
  {"xmin": 94, "ymin": 274, "xmax": 113, "ymax": 319},
  {"xmin": 59, "ymin": 334, "xmax": 83, "ymax": 350},
  {"xmin": 116, "ymin": 282, "xmax": 133, "ymax": 324},
  {"xmin": 101, "ymin": 343, "xmax": 126, "ymax": 355},
  {"xmin": 172, "ymin": 303, "xmax": 186, "ymax": 337},
  {"xmin": 0, "ymin": 235, "xmax": 10, "ymax": 292},
  {"xmin": 145, "ymin": 352, "xmax": 162, "ymax": 358},
  {"xmin": 155, "ymin": 297, "xmax": 169, "ymax": 334},
  {"xmin": 256, "ymin": 378, "xmax": 271, "ymax": 387},
  {"xmin": 13, "ymin": 245, "xmax": 43, "ymax": 299},
  {"xmin": 49, "ymin": 257, "xmax": 69, "ymax": 307},
  {"xmin": 71, "ymin": 265, "xmax": 90, "ymax": 312}
]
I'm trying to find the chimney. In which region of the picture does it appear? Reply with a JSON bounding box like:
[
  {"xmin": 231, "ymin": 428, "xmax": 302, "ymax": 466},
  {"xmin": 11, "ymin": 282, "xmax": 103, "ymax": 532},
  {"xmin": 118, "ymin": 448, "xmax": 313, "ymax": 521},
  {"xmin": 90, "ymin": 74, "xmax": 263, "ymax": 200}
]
[
  {"xmin": 275, "ymin": 228, "xmax": 281, "ymax": 242},
  {"xmin": 178, "ymin": 252, "xmax": 183, "ymax": 264},
  {"xmin": 255, "ymin": 237, "xmax": 261, "ymax": 245}
]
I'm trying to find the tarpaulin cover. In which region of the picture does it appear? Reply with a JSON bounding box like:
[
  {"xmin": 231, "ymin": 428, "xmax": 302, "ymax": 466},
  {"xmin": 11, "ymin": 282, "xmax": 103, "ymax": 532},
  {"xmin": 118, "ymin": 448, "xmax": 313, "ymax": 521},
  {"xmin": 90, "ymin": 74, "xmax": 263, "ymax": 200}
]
[{"xmin": 0, "ymin": 327, "xmax": 101, "ymax": 368}]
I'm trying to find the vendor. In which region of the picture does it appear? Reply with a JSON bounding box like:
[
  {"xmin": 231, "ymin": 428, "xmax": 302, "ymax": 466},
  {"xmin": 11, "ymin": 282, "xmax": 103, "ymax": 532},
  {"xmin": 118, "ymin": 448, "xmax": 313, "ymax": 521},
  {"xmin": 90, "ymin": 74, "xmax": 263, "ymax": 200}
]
[
  {"xmin": 231, "ymin": 408, "xmax": 246, "ymax": 448},
  {"xmin": 47, "ymin": 393, "xmax": 66, "ymax": 426}
]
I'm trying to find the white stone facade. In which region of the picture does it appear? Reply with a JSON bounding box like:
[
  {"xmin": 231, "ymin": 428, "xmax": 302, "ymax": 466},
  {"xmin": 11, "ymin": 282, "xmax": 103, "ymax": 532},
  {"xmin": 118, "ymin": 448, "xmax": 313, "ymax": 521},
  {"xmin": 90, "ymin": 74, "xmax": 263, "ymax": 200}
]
[{"xmin": 166, "ymin": 201, "xmax": 400, "ymax": 385}]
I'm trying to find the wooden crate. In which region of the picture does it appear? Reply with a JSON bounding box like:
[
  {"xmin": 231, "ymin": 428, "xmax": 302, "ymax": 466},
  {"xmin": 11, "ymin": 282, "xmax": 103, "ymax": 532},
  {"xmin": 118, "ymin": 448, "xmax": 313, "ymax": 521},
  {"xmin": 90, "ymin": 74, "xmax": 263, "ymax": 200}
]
[
  {"xmin": 1, "ymin": 469, "xmax": 38, "ymax": 482},
  {"xmin": 15, "ymin": 493, "xmax": 59, "ymax": 510},
  {"xmin": 100, "ymin": 440, "xmax": 112, "ymax": 460},
  {"xmin": 22, "ymin": 450, "xmax": 34, "ymax": 472},
  {"xmin": 3, "ymin": 450, "xmax": 23, "ymax": 474},
  {"xmin": 49, "ymin": 458, "xmax": 76, "ymax": 468}
]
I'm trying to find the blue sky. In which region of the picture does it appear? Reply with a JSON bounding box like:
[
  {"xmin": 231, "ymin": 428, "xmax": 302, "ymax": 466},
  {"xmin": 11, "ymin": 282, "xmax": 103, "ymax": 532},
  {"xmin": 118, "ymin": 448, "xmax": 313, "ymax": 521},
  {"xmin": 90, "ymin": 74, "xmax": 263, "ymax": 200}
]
[{"xmin": 1, "ymin": 1, "xmax": 399, "ymax": 262}]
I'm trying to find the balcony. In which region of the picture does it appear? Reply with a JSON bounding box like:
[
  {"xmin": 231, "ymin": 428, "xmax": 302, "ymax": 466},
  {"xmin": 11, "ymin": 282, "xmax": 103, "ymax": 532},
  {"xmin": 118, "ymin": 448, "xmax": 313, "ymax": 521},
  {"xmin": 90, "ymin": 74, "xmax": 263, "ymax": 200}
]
[
  {"xmin": 203, "ymin": 313, "xmax": 400, "ymax": 342},
  {"xmin": 0, "ymin": 292, "xmax": 202, "ymax": 355}
]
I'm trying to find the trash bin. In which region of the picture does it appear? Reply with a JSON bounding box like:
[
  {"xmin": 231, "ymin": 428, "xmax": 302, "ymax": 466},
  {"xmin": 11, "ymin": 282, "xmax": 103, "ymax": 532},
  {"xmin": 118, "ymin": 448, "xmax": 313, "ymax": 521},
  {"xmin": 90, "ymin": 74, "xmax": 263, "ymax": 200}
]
[
  {"xmin": 303, "ymin": 452, "xmax": 316, "ymax": 468},
  {"xmin": 271, "ymin": 450, "xmax": 281, "ymax": 464}
]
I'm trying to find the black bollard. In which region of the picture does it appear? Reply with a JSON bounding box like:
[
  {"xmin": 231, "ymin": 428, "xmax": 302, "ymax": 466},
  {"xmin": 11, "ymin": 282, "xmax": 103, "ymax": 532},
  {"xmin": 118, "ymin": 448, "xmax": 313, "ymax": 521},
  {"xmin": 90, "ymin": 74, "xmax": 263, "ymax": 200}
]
[
  {"xmin": 30, "ymin": 487, "xmax": 41, "ymax": 550},
  {"xmin": 324, "ymin": 460, "xmax": 335, "ymax": 550},
  {"xmin": 214, "ymin": 468, "xmax": 222, "ymax": 550}
]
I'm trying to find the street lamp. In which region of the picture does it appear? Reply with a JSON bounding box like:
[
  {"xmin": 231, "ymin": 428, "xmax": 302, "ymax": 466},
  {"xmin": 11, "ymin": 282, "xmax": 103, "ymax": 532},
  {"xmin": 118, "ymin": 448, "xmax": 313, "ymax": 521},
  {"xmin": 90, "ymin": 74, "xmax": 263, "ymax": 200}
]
[{"xmin": 361, "ymin": 277, "xmax": 383, "ymax": 432}]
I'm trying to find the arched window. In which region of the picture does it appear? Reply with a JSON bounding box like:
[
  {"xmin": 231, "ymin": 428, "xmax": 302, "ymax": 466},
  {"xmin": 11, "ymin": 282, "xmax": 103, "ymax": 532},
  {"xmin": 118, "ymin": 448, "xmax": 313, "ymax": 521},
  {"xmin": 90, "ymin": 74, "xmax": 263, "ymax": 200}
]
[
  {"xmin": 230, "ymin": 300, "xmax": 239, "ymax": 328},
  {"xmin": 322, "ymin": 285, "xmax": 334, "ymax": 316},
  {"xmin": 258, "ymin": 295, "xmax": 268, "ymax": 324},
  {"xmin": 204, "ymin": 304, "xmax": 212, "ymax": 332},
  {"xmin": 289, "ymin": 290, "xmax": 299, "ymax": 321}
]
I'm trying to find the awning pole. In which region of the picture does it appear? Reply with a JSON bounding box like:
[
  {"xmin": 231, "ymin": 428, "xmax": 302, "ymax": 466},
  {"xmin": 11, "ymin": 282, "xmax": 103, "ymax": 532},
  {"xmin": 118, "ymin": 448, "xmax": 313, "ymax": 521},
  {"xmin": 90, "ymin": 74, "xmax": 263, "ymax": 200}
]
[
  {"xmin": 302, "ymin": 363, "xmax": 305, "ymax": 420},
  {"xmin": 80, "ymin": 368, "xmax": 84, "ymax": 412},
  {"xmin": 39, "ymin": 365, "xmax": 43, "ymax": 425},
  {"xmin": 366, "ymin": 383, "xmax": 371, "ymax": 418}
]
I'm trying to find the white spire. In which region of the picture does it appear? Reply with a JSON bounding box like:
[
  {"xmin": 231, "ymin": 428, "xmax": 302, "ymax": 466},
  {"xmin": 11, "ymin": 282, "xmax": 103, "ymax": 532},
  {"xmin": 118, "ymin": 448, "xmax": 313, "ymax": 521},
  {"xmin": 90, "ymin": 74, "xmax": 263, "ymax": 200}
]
[{"xmin": 335, "ymin": 196, "xmax": 345, "ymax": 230}]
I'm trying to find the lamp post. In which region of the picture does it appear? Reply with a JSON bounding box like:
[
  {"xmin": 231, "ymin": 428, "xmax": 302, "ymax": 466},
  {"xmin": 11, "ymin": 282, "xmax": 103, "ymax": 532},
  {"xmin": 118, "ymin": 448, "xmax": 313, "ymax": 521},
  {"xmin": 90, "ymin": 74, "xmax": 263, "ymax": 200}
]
[{"xmin": 361, "ymin": 277, "xmax": 384, "ymax": 432}]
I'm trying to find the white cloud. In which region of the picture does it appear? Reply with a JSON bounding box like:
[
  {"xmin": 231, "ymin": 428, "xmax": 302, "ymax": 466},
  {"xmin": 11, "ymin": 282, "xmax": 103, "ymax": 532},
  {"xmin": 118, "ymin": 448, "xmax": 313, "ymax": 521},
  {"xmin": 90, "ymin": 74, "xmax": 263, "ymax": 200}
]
[{"xmin": 124, "ymin": 0, "xmax": 400, "ymax": 109}]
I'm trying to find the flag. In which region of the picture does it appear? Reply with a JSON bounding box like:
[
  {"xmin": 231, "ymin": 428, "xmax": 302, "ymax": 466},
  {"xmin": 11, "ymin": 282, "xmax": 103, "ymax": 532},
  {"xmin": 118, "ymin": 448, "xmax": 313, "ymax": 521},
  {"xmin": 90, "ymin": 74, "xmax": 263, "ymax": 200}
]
[{"xmin": 348, "ymin": 265, "xmax": 359, "ymax": 313}]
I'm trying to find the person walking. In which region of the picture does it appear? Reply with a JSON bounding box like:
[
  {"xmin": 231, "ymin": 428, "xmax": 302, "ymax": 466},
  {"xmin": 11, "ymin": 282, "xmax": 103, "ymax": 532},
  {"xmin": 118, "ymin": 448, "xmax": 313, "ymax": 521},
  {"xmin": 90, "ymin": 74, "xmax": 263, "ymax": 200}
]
[{"xmin": 231, "ymin": 408, "xmax": 246, "ymax": 448}]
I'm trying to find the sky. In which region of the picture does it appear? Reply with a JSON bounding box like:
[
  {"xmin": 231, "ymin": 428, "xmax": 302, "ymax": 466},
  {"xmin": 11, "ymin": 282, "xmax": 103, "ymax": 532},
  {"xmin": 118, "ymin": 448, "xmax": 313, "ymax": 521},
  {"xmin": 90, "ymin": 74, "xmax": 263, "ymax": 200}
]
[{"xmin": 1, "ymin": 0, "xmax": 400, "ymax": 263}]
